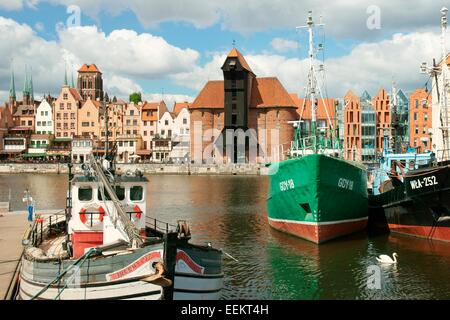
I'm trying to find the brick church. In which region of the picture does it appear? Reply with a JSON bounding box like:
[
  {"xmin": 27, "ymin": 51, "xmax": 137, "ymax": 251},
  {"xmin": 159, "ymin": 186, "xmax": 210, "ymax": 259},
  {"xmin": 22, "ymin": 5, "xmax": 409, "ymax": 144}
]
[{"xmin": 189, "ymin": 48, "xmax": 298, "ymax": 164}]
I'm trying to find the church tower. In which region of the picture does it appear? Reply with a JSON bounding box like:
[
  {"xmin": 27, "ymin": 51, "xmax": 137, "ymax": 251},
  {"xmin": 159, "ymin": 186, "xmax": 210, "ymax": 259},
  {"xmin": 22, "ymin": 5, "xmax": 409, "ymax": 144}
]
[{"xmin": 77, "ymin": 64, "xmax": 104, "ymax": 101}]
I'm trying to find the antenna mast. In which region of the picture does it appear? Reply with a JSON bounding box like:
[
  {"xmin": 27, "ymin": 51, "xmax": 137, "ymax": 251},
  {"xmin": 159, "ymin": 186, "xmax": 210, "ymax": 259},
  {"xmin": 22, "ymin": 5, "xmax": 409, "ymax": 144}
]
[
  {"xmin": 297, "ymin": 11, "xmax": 324, "ymax": 154},
  {"xmin": 440, "ymin": 7, "xmax": 449, "ymax": 160}
]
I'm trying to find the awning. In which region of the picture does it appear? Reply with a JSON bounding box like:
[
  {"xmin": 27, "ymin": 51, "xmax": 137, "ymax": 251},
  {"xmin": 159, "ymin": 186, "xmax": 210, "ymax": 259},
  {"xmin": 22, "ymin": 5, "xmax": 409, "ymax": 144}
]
[
  {"xmin": 136, "ymin": 149, "xmax": 151, "ymax": 155},
  {"xmin": 22, "ymin": 153, "xmax": 47, "ymax": 158}
]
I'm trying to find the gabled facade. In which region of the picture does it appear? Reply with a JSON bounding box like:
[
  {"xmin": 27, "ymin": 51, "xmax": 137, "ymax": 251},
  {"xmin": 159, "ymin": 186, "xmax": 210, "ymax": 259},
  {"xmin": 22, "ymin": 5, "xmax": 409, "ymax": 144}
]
[
  {"xmin": 410, "ymin": 88, "xmax": 432, "ymax": 152},
  {"xmin": 36, "ymin": 99, "xmax": 53, "ymax": 135},
  {"xmin": 343, "ymin": 90, "xmax": 361, "ymax": 161},
  {"xmin": 78, "ymin": 99, "xmax": 102, "ymax": 139},
  {"xmin": 373, "ymin": 88, "xmax": 391, "ymax": 153},
  {"xmin": 54, "ymin": 85, "xmax": 82, "ymax": 138}
]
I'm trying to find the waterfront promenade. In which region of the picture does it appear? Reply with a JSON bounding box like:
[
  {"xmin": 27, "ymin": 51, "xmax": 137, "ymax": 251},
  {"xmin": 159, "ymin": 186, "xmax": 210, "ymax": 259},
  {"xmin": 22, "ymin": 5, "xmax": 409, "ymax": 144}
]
[
  {"xmin": 0, "ymin": 212, "xmax": 27, "ymax": 299},
  {"xmin": 0, "ymin": 163, "xmax": 269, "ymax": 175}
]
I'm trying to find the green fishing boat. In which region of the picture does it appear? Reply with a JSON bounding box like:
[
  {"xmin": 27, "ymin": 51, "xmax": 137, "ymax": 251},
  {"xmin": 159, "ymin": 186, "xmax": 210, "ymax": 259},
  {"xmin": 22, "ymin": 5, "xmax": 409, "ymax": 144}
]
[{"xmin": 267, "ymin": 12, "xmax": 368, "ymax": 244}]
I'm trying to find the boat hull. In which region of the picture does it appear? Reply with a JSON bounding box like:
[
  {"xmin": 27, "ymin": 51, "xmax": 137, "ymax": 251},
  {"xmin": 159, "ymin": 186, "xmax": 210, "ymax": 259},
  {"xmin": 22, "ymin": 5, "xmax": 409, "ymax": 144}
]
[
  {"xmin": 267, "ymin": 154, "xmax": 368, "ymax": 244},
  {"xmin": 19, "ymin": 243, "xmax": 165, "ymax": 300},
  {"xmin": 173, "ymin": 245, "xmax": 223, "ymax": 300},
  {"xmin": 369, "ymin": 164, "xmax": 450, "ymax": 242}
]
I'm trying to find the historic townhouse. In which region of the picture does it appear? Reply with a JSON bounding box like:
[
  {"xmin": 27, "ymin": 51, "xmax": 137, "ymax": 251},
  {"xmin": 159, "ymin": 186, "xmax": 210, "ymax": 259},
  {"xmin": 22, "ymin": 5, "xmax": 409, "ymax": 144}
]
[
  {"xmin": 53, "ymin": 85, "xmax": 82, "ymax": 138},
  {"xmin": 140, "ymin": 100, "xmax": 167, "ymax": 151},
  {"xmin": 78, "ymin": 98, "xmax": 103, "ymax": 139},
  {"xmin": 410, "ymin": 88, "xmax": 432, "ymax": 152},
  {"xmin": 35, "ymin": 98, "xmax": 53, "ymax": 134}
]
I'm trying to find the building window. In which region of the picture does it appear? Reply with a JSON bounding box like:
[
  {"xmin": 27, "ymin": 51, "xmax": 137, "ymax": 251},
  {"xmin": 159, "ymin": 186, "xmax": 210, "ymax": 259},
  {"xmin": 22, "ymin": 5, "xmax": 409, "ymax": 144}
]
[
  {"xmin": 28, "ymin": 120, "xmax": 32, "ymax": 126},
  {"xmin": 41, "ymin": 111, "xmax": 44, "ymax": 116},
  {"xmin": 82, "ymin": 122, "xmax": 90, "ymax": 127},
  {"xmin": 133, "ymin": 120, "xmax": 138, "ymax": 126},
  {"xmin": 144, "ymin": 131, "xmax": 147, "ymax": 136},
  {"xmin": 63, "ymin": 93, "xmax": 68, "ymax": 100},
  {"xmin": 161, "ymin": 130, "xmax": 165, "ymax": 136},
  {"xmin": 87, "ymin": 112, "xmax": 91, "ymax": 117},
  {"xmin": 165, "ymin": 120, "xmax": 169, "ymax": 126},
  {"xmin": 60, "ymin": 103, "xmax": 64, "ymax": 110},
  {"xmin": 126, "ymin": 120, "xmax": 131, "ymax": 126},
  {"xmin": 130, "ymin": 141, "xmax": 134, "ymax": 147},
  {"xmin": 150, "ymin": 130, "xmax": 154, "ymax": 136},
  {"xmin": 67, "ymin": 103, "xmax": 71, "ymax": 110},
  {"xmin": 415, "ymin": 126, "xmax": 419, "ymax": 134},
  {"xmin": 414, "ymin": 113, "xmax": 417, "ymax": 121},
  {"xmin": 130, "ymin": 110, "xmax": 134, "ymax": 116},
  {"xmin": 183, "ymin": 118, "xmax": 187, "ymax": 125},
  {"xmin": 415, "ymin": 100, "xmax": 419, "ymax": 108},
  {"xmin": 37, "ymin": 121, "xmax": 41, "ymax": 126},
  {"xmin": 424, "ymin": 113, "xmax": 428, "ymax": 121}
]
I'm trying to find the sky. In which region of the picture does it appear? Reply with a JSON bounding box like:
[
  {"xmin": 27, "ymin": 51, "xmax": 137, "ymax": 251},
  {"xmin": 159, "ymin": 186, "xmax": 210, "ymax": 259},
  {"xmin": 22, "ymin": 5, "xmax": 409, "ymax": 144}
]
[{"xmin": 0, "ymin": 0, "xmax": 449, "ymax": 110}]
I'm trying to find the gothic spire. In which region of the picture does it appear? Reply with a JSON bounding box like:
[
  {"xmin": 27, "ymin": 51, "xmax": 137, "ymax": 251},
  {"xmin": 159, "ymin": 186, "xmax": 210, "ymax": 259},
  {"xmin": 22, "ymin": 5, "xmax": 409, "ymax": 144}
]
[
  {"xmin": 64, "ymin": 62, "xmax": 68, "ymax": 86},
  {"xmin": 29, "ymin": 67, "xmax": 34, "ymax": 103},
  {"xmin": 23, "ymin": 64, "xmax": 29, "ymax": 96},
  {"xmin": 9, "ymin": 65, "xmax": 16, "ymax": 101},
  {"xmin": 71, "ymin": 65, "xmax": 75, "ymax": 88}
]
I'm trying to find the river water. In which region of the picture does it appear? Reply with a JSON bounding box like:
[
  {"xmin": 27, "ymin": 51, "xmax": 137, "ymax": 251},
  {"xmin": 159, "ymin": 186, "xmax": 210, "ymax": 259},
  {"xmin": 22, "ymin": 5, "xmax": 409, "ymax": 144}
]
[{"xmin": 1, "ymin": 173, "xmax": 450, "ymax": 299}]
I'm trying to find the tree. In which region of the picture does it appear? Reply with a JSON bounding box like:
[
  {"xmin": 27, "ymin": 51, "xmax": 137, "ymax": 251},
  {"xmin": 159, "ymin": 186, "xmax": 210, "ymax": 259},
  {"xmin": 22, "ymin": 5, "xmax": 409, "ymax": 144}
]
[{"xmin": 129, "ymin": 92, "xmax": 142, "ymax": 104}]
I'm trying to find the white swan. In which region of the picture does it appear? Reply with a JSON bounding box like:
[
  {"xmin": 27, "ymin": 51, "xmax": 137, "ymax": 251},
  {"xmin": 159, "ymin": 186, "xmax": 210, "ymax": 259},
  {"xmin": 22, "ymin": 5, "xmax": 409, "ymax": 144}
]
[{"xmin": 376, "ymin": 253, "xmax": 398, "ymax": 264}]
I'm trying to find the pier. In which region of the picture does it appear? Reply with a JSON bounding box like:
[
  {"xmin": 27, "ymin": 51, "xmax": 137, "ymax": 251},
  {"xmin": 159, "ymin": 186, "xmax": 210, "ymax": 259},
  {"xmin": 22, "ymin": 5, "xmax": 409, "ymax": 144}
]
[{"xmin": 0, "ymin": 210, "xmax": 27, "ymax": 299}]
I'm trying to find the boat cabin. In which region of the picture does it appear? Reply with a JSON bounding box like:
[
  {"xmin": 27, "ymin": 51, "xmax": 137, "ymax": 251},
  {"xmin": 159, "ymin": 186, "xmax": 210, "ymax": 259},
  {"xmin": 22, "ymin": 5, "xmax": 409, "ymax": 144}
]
[{"xmin": 68, "ymin": 173, "xmax": 147, "ymax": 258}]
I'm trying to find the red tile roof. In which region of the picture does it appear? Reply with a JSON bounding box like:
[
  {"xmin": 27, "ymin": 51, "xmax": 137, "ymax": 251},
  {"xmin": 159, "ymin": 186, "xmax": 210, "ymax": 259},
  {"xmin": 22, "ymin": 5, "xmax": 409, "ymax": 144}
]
[
  {"xmin": 290, "ymin": 93, "xmax": 336, "ymax": 120},
  {"xmin": 69, "ymin": 88, "xmax": 82, "ymax": 101},
  {"xmin": 173, "ymin": 102, "xmax": 190, "ymax": 116},
  {"xmin": 190, "ymin": 78, "xmax": 296, "ymax": 110},
  {"xmin": 78, "ymin": 64, "xmax": 102, "ymax": 74},
  {"xmin": 190, "ymin": 81, "xmax": 224, "ymax": 109},
  {"xmin": 227, "ymin": 48, "xmax": 254, "ymax": 74}
]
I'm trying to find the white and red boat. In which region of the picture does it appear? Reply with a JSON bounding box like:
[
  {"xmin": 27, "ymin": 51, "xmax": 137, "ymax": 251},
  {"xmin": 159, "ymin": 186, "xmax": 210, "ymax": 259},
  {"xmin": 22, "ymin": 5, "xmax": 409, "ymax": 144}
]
[{"xmin": 17, "ymin": 157, "xmax": 223, "ymax": 300}]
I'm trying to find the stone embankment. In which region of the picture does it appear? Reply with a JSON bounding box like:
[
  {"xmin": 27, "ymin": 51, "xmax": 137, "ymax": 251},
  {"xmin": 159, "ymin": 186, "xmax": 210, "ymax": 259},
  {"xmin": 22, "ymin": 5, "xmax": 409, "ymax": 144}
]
[{"xmin": 0, "ymin": 163, "xmax": 270, "ymax": 175}]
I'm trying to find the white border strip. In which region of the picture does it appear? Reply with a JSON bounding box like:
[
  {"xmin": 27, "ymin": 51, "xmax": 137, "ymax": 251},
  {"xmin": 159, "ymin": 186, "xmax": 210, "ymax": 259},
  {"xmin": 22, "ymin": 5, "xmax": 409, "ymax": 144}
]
[{"xmin": 269, "ymin": 216, "xmax": 368, "ymax": 226}]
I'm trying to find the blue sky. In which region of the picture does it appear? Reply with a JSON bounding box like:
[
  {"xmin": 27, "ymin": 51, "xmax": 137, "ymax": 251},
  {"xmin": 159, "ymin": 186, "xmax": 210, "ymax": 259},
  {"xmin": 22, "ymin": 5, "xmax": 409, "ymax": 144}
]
[{"xmin": 0, "ymin": 1, "xmax": 448, "ymax": 108}]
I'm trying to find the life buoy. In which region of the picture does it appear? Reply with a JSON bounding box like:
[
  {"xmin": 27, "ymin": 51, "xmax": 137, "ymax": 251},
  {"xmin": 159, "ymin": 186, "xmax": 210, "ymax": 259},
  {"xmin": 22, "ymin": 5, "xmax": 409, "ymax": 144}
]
[
  {"xmin": 79, "ymin": 207, "xmax": 105, "ymax": 227},
  {"xmin": 79, "ymin": 208, "xmax": 87, "ymax": 224},
  {"xmin": 133, "ymin": 205, "xmax": 142, "ymax": 220}
]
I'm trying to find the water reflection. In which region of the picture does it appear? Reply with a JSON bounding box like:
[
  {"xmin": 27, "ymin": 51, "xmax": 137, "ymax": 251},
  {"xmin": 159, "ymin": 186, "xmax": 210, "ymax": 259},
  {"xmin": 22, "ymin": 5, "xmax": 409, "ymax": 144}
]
[{"xmin": 1, "ymin": 174, "xmax": 450, "ymax": 299}]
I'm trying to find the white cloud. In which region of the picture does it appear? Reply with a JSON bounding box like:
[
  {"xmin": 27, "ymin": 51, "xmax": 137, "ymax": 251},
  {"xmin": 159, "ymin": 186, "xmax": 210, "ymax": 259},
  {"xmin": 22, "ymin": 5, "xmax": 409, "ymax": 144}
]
[
  {"xmin": 31, "ymin": 0, "xmax": 450, "ymax": 40},
  {"xmin": 173, "ymin": 31, "xmax": 447, "ymax": 98},
  {"xmin": 142, "ymin": 93, "xmax": 194, "ymax": 111},
  {"xmin": 0, "ymin": 0, "xmax": 24, "ymax": 11},
  {"xmin": 270, "ymin": 38, "xmax": 299, "ymax": 53},
  {"xmin": 0, "ymin": 17, "xmax": 200, "ymax": 103}
]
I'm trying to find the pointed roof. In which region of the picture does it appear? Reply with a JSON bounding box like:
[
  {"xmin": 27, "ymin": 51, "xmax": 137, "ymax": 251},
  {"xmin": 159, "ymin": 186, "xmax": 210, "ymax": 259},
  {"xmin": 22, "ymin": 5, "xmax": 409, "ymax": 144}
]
[
  {"xmin": 68, "ymin": 88, "xmax": 82, "ymax": 101},
  {"xmin": 226, "ymin": 48, "xmax": 254, "ymax": 74},
  {"xmin": 23, "ymin": 65, "xmax": 29, "ymax": 95},
  {"xmin": 29, "ymin": 70, "xmax": 34, "ymax": 102},
  {"xmin": 9, "ymin": 68, "xmax": 16, "ymax": 100},
  {"xmin": 360, "ymin": 90, "xmax": 371, "ymax": 102},
  {"xmin": 173, "ymin": 102, "xmax": 190, "ymax": 116},
  {"xmin": 78, "ymin": 64, "xmax": 102, "ymax": 74}
]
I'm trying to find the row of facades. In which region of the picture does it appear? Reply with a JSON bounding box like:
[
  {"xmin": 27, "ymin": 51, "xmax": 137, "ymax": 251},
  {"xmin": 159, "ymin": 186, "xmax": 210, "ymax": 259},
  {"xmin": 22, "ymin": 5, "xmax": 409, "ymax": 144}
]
[{"xmin": 0, "ymin": 48, "xmax": 435, "ymax": 164}]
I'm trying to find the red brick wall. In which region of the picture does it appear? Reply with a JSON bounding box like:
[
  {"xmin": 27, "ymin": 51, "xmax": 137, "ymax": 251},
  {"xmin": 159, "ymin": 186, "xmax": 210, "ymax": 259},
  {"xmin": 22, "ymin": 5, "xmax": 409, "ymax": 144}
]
[{"xmin": 409, "ymin": 89, "xmax": 432, "ymax": 151}]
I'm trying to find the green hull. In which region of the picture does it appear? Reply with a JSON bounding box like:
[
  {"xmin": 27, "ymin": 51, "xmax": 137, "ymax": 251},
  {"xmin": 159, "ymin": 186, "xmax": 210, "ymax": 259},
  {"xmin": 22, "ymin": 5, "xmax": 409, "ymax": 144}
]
[{"xmin": 267, "ymin": 154, "xmax": 368, "ymax": 243}]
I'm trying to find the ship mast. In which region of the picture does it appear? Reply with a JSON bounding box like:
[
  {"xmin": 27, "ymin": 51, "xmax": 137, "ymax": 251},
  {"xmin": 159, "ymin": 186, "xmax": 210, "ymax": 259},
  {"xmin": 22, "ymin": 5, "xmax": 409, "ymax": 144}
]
[
  {"xmin": 440, "ymin": 7, "xmax": 449, "ymax": 160},
  {"xmin": 297, "ymin": 11, "xmax": 325, "ymax": 154}
]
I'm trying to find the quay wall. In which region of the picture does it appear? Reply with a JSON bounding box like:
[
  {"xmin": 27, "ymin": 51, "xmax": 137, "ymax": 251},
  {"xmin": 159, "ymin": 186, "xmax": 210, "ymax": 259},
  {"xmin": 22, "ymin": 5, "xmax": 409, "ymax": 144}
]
[{"xmin": 0, "ymin": 163, "xmax": 270, "ymax": 176}]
